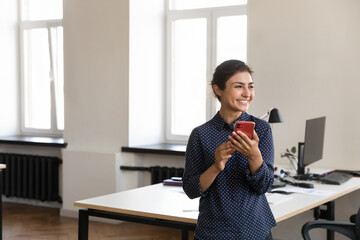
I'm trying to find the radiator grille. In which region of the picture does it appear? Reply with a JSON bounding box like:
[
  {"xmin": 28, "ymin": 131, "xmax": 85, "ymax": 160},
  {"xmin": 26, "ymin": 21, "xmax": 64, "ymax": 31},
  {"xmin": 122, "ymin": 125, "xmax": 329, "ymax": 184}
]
[
  {"xmin": 0, "ymin": 153, "xmax": 62, "ymax": 202},
  {"xmin": 120, "ymin": 165, "xmax": 184, "ymax": 184},
  {"xmin": 150, "ymin": 166, "xmax": 184, "ymax": 184}
]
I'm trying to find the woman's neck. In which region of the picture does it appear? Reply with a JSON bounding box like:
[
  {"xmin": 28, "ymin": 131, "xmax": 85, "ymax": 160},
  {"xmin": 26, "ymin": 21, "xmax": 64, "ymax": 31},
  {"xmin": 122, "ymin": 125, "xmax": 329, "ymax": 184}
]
[{"xmin": 219, "ymin": 108, "xmax": 243, "ymax": 125}]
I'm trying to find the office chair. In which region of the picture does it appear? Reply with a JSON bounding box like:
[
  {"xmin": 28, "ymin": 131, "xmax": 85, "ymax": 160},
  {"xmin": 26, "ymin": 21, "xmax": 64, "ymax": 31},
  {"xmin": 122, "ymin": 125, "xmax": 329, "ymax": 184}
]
[{"xmin": 301, "ymin": 207, "xmax": 360, "ymax": 240}]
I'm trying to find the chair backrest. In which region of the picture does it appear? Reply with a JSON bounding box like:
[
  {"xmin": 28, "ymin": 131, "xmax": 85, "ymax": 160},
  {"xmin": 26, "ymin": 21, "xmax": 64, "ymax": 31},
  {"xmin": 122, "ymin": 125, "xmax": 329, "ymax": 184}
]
[{"xmin": 355, "ymin": 207, "xmax": 360, "ymax": 239}]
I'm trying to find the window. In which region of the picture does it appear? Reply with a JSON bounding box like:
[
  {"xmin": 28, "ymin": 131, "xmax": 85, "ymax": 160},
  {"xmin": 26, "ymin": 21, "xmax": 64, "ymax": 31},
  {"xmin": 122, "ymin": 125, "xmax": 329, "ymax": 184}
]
[
  {"xmin": 20, "ymin": 0, "xmax": 64, "ymax": 136},
  {"xmin": 166, "ymin": 0, "xmax": 248, "ymax": 142}
]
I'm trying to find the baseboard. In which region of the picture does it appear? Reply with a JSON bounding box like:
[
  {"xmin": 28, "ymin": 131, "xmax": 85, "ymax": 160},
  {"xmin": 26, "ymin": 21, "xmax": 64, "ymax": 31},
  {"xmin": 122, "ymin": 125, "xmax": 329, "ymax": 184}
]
[
  {"xmin": 2, "ymin": 196, "xmax": 62, "ymax": 208},
  {"xmin": 60, "ymin": 208, "xmax": 78, "ymax": 218}
]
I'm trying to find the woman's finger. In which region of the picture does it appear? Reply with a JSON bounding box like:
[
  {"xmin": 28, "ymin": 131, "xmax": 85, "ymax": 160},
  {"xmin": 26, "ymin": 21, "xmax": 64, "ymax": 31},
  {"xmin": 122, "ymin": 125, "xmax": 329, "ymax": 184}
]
[
  {"xmin": 215, "ymin": 142, "xmax": 234, "ymax": 160},
  {"xmin": 236, "ymin": 130, "xmax": 252, "ymax": 143},
  {"xmin": 229, "ymin": 134, "xmax": 243, "ymax": 148},
  {"xmin": 253, "ymin": 131, "xmax": 259, "ymax": 142}
]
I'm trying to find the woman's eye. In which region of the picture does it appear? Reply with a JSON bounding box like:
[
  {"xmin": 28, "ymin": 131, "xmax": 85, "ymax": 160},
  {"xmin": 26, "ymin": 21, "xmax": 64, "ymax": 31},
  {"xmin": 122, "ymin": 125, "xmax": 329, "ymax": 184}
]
[{"xmin": 235, "ymin": 85, "xmax": 242, "ymax": 88}]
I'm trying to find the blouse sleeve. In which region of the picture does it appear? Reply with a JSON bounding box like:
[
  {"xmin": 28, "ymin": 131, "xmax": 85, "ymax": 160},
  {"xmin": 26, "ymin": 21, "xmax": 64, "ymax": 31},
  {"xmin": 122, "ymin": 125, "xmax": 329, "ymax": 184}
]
[
  {"xmin": 182, "ymin": 128, "xmax": 206, "ymax": 199},
  {"xmin": 245, "ymin": 122, "xmax": 275, "ymax": 194}
]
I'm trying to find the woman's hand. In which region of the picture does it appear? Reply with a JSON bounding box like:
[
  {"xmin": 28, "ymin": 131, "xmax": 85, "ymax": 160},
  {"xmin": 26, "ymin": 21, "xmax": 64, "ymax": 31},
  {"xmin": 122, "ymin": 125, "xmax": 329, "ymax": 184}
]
[
  {"xmin": 228, "ymin": 130, "xmax": 263, "ymax": 175},
  {"xmin": 199, "ymin": 142, "xmax": 235, "ymax": 193},
  {"xmin": 229, "ymin": 130, "xmax": 261, "ymax": 158},
  {"xmin": 213, "ymin": 142, "xmax": 235, "ymax": 172}
]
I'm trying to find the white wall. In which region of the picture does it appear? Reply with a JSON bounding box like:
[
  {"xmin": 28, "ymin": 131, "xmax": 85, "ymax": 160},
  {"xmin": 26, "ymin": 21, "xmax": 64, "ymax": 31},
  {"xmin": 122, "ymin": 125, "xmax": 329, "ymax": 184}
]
[
  {"xmin": 61, "ymin": 0, "xmax": 129, "ymax": 215},
  {"xmin": 0, "ymin": 0, "xmax": 19, "ymax": 136},
  {"xmin": 248, "ymin": 0, "xmax": 360, "ymax": 170},
  {"xmin": 62, "ymin": 0, "xmax": 184, "ymax": 216},
  {"xmin": 63, "ymin": 0, "xmax": 129, "ymax": 153},
  {"xmin": 247, "ymin": 1, "xmax": 360, "ymax": 239},
  {"xmin": 129, "ymin": 0, "xmax": 165, "ymax": 147}
]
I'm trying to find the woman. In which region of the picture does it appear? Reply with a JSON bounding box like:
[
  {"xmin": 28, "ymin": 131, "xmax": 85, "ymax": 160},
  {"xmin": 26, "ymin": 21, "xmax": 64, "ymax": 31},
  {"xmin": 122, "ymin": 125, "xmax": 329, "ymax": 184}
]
[{"xmin": 182, "ymin": 60, "xmax": 276, "ymax": 240}]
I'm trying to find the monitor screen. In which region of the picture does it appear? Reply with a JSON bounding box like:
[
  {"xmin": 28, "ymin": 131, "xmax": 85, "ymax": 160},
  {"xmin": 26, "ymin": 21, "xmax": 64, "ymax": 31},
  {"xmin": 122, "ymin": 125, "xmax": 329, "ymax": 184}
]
[
  {"xmin": 303, "ymin": 116, "xmax": 326, "ymax": 167},
  {"xmin": 297, "ymin": 116, "xmax": 326, "ymax": 175}
]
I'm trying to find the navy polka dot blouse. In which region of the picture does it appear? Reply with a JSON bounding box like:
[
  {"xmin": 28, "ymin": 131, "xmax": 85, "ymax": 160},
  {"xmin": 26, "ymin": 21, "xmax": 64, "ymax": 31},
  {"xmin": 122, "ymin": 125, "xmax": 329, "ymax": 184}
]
[{"xmin": 183, "ymin": 111, "xmax": 276, "ymax": 240}]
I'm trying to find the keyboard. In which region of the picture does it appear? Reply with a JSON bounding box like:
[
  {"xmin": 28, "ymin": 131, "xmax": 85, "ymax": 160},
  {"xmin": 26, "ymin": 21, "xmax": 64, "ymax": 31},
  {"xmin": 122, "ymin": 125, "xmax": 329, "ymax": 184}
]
[
  {"xmin": 319, "ymin": 172, "xmax": 353, "ymax": 185},
  {"xmin": 333, "ymin": 170, "xmax": 360, "ymax": 177}
]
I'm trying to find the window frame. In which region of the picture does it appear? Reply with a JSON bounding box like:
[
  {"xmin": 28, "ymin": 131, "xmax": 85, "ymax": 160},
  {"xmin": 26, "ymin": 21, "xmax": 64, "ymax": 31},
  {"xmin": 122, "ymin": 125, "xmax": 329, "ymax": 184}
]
[
  {"xmin": 19, "ymin": 17, "xmax": 63, "ymax": 137},
  {"xmin": 165, "ymin": 4, "xmax": 247, "ymax": 143}
]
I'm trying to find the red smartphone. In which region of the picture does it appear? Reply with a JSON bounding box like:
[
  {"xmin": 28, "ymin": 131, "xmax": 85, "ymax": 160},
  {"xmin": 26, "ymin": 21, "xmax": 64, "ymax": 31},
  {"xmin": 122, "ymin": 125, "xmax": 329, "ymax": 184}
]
[{"xmin": 234, "ymin": 121, "xmax": 255, "ymax": 139}]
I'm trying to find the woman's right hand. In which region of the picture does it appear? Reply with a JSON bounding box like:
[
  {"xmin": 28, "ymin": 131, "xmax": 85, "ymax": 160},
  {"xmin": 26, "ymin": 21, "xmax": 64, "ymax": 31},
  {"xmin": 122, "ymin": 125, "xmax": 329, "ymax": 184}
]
[
  {"xmin": 214, "ymin": 142, "xmax": 235, "ymax": 172},
  {"xmin": 199, "ymin": 142, "xmax": 235, "ymax": 193}
]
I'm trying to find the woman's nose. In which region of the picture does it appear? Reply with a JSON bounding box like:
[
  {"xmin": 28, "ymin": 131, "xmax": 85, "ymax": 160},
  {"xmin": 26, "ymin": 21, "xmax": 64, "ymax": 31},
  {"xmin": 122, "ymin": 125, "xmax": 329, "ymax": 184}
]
[{"xmin": 242, "ymin": 88, "xmax": 250, "ymax": 97}]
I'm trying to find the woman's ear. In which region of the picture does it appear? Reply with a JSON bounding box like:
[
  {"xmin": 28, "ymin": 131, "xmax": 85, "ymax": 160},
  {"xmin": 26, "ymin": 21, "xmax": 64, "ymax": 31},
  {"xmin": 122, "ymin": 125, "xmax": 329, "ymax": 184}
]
[{"xmin": 212, "ymin": 84, "xmax": 222, "ymax": 99}]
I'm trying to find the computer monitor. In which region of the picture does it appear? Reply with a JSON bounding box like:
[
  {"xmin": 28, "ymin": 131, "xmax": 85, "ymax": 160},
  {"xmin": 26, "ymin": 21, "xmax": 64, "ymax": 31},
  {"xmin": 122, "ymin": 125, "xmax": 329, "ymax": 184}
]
[{"xmin": 297, "ymin": 116, "xmax": 326, "ymax": 177}]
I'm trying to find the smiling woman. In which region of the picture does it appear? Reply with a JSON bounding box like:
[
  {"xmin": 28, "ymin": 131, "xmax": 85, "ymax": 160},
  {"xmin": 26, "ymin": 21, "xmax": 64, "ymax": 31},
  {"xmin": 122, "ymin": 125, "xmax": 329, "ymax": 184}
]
[{"xmin": 182, "ymin": 60, "xmax": 275, "ymax": 240}]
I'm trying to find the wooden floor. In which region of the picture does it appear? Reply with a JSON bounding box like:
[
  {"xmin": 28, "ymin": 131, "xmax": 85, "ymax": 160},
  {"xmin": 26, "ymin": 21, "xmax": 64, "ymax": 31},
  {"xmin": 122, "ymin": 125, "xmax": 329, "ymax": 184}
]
[{"xmin": 2, "ymin": 202, "xmax": 194, "ymax": 240}]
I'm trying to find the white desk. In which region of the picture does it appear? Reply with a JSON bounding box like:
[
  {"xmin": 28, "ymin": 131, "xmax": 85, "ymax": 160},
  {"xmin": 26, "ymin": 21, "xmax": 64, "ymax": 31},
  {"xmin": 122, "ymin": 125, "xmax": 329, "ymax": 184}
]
[
  {"xmin": 75, "ymin": 184, "xmax": 198, "ymax": 240},
  {"xmin": 74, "ymin": 177, "xmax": 360, "ymax": 240},
  {"xmin": 75, "ymin": 184, "xmax": 198, "ymax": 224},
  {"xmin": 269, "ymin": 177, "xmax": 360, "ymax": 222}
]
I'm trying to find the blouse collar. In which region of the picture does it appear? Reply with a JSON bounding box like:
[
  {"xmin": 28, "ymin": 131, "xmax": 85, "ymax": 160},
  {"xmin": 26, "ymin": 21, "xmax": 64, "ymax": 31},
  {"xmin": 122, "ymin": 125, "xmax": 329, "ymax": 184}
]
[{"xmin": 211, "ymin": 111, "xmax": 251, "ymax": 131}]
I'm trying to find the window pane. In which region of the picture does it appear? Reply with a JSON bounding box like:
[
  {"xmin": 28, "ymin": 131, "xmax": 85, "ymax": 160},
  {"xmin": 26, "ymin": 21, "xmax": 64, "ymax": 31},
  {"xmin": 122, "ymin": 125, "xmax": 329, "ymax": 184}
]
[
  {"xmin": 51, "ymin": 27, "xmax": 64, "ymax": 130},
  {"xmin": 22, "ymin": 0, "xmax": 63, "ymax": 20},
  {"xmin": 170, "ymin": 0, "xmax": 247, "ymax": 10},
  {"xmin": 172, "ymin": 18, "xmax": 207, "ymax": 136},
  {"xmin": 217, "ymin": 15, "xmax": 247, "ymax": 64},
  {"xmin": 23, "ymin": 28, "xmax": 51, "ymax": 129}
]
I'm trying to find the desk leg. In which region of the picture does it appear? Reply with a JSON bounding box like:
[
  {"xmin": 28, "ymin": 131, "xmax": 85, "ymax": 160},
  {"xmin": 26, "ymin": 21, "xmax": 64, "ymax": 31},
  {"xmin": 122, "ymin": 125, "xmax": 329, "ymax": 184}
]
[
  {"xmin": 181, "ymin": 229, "xmax": 189, "ymax": 240},
  {"xmin": 325, "ymin": 201, "xmax": 335, "ymax": 240},
  {"xmin": 78, "ymin": 209, "xmax": 89, "ymax": 240}
]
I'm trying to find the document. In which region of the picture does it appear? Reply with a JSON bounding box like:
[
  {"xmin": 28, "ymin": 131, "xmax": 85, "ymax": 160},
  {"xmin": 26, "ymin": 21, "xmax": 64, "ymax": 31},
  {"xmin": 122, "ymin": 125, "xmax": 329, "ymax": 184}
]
[
  {"xmin": 283, "ymin": 187, "xmax": 335, "ymax": 196},
  {"xmin": 266, "ymin": 193, "xmax": 292, "ymax": 205}
]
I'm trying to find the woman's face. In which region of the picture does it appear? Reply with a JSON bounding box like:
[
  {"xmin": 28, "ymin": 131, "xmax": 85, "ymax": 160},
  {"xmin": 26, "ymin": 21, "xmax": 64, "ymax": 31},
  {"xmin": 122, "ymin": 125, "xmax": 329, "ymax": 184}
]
[{"xmin": 216, "ymin": 71, "xmax": 254, "ymax": 113}]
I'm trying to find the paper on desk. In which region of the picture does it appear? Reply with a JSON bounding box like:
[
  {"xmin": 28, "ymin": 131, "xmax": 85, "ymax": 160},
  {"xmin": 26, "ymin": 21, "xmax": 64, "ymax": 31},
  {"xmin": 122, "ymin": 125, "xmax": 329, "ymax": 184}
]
[
  {"xmin": 266, "ymin": 193, "xmax": 292, "ymax": 205},
  {"xmin": 285, "ymin": 187, "xmax": 335, "ymax": 196}
]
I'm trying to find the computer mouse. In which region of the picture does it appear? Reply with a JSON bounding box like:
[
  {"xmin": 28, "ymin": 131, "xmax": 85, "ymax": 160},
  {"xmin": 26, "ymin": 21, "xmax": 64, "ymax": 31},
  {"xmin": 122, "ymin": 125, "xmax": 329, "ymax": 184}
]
[{"xmin": 297, "ymin": 182, "xmax": 314, "ymax": 188}]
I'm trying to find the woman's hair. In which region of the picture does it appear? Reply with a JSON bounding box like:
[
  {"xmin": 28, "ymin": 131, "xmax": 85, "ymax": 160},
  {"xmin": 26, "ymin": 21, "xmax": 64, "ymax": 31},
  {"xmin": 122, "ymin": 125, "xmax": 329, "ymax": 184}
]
[{"xmin": 211, "ymin": 59, "xmax": 253, "ymax": 101}]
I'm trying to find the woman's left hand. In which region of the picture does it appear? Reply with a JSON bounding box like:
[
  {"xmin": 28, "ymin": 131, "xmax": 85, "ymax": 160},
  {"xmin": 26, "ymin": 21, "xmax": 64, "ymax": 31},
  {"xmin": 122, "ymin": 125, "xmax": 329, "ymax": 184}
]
[
  {"xmin": 229, "ymin": 130, "xmax": 261, "ymax": 158},
  {"xmin": 228, "ymin": 130, "xmax": 263, "ymax": 175}
]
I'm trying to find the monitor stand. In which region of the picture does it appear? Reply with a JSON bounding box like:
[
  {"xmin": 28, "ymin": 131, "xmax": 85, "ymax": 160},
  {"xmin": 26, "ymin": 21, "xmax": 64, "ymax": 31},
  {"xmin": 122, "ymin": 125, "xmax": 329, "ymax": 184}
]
[
  {"xmin": 293, "ymin": 173, "xmax": 321, "ymax": 181},
  {"xmin": 293, "ymin": 142, "xmax": 322, "ymax": 181},
  {"xmin": 295, "ymin": 142, "xmax": 314, "ymax": 180},
  {"xmin": 293, "ymin": 174, "xmax": 312, "ymax": 181}
]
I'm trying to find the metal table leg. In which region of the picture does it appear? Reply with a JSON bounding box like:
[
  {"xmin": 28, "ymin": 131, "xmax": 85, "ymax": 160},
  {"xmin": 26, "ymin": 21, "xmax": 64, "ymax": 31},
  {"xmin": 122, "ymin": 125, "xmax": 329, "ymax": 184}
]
[
  {"xmin": 78, "ymin": 209, "xmax": 89, "ymax": 240},
  {"xmin": 181, "ymin": 229, "xmax": 189, "ymax": 240}
]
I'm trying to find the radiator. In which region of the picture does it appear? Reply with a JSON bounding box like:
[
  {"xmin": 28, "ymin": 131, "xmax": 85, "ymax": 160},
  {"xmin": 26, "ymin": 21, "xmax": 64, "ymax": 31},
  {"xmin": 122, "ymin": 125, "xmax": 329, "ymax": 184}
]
[
  {"xmin": 120, "ymin": 165, "xmax": 184, "ymax": 184},
  {"xmin": 150, "ymin": 166, "xmax": 184, "ymax": 184},
  {"xmin": 0, "ymin": 153, "xmax": 62, "ymax": 202}
]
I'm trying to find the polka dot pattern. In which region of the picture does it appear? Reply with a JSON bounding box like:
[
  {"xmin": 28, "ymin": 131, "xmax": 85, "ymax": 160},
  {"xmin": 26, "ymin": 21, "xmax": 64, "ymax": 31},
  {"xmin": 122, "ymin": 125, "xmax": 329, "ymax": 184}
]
[{"xmin": 183, "ymin": 112, "xmax": 276, "ymax": 240}]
